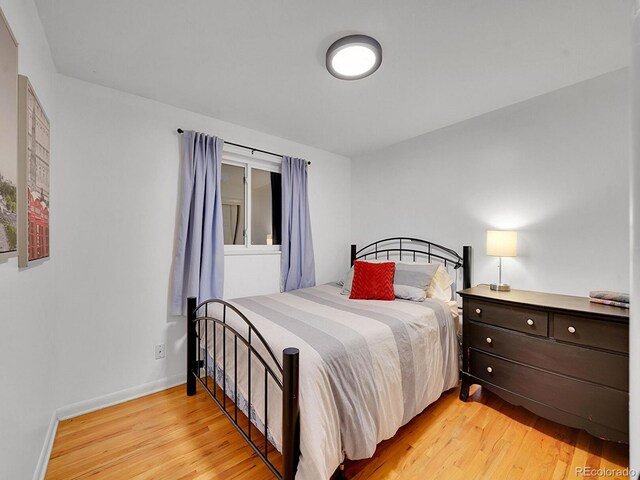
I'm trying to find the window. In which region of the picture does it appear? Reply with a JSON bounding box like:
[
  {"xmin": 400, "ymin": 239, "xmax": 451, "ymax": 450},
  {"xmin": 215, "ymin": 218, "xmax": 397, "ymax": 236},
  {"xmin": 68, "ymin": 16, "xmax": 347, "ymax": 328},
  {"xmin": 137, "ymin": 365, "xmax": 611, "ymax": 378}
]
[
  {"xmin": 221, "ymin": 164, "xmax": 245, "ymax": 245},
  {"xmin": 220, "ymin": 151, "xmax": 282, "ymax": 252}
]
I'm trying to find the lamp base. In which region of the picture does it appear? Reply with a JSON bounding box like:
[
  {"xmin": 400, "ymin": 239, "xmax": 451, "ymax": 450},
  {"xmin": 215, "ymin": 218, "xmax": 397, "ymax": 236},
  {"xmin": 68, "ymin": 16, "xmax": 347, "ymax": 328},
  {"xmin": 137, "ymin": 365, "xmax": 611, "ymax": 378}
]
[{"xmin": 490, "ymin": 283, "xmax": 511, "ymax": 292}]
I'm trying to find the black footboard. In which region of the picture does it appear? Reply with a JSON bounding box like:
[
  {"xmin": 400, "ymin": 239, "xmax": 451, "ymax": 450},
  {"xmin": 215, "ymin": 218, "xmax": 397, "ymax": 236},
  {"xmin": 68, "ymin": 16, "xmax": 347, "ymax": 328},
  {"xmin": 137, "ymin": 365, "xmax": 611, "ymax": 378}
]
[{"xmin": 186, "ymin": 296, "xmax": 300, "ymax": 480}]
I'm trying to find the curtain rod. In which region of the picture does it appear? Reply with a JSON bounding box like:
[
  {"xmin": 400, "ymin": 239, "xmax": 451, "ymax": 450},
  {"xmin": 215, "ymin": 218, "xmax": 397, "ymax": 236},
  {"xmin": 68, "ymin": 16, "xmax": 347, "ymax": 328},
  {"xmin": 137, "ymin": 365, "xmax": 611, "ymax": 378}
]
[{"xmin": 176, "ymin": 129, "xmax": 311, "ymax": 165}]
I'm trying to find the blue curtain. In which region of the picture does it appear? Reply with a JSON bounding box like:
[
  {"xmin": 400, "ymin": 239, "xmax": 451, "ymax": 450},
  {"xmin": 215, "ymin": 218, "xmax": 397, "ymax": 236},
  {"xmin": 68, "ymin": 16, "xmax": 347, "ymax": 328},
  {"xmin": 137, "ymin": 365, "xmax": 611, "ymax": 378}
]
[
  {"xmin": 170, "ymin": 131, "xmax": 225, "ymax": 315},
  {"xmin": 281, "ymin": 156, "xmax": 316, "ymax": 291}
]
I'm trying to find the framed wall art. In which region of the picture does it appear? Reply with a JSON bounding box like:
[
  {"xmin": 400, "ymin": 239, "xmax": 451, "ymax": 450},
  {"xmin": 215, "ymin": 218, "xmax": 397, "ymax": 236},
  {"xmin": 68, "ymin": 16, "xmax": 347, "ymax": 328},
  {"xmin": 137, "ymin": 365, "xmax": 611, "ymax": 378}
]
[
  {"xmin": 0, "ymin": 8, "xmax": 18, "ymax": 260},
  {"xmin": 18, "ymin": 75, "xmax": 50, "ymax": 267}
]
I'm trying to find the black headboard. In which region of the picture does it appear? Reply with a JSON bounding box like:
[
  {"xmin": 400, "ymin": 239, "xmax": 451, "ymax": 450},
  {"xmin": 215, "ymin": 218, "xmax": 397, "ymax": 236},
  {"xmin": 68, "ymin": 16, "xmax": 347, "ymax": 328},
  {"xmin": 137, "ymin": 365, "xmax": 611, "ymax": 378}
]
[{"xmin": 350, "ymin": 237, "xmax": 472, "ymax": 289}]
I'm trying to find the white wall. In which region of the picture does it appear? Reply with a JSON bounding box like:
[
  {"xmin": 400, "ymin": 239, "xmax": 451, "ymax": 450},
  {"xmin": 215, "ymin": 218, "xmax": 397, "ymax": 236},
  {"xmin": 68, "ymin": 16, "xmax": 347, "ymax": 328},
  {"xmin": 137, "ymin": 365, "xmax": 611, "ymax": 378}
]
[
  {"xmin": 352, "ymin": 69, "xmax": 629, "ymax": 297},
  {"xmin": 0, "ymin": 1, "xmax": 57, "ymax": 479},
  {"xmin": 1, "ymin": 4, "xmax": 632, "ymax": 479},
  {"xmin": 52, "ymin": 74, "xmax": 351, "ymax": 410},
  {"xmin": 630, "ymin": 2, "xmax": 639, "ymax": 477}
]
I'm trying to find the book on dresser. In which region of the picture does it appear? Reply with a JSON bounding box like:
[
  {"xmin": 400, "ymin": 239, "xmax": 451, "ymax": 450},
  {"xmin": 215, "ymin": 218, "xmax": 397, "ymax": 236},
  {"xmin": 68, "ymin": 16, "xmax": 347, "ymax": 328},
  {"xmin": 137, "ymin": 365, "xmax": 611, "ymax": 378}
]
[{"xmin": 458, "ymin": 285, "xmax": 629, "ymax": 443}]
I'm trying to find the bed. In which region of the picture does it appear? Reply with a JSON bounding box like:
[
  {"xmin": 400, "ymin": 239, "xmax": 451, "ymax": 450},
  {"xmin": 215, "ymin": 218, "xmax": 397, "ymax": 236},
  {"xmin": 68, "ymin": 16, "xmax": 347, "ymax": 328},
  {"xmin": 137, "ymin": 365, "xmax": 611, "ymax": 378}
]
[{"xmin": 186, "ymin": 238, "xmax": 472, "ymax": 480}]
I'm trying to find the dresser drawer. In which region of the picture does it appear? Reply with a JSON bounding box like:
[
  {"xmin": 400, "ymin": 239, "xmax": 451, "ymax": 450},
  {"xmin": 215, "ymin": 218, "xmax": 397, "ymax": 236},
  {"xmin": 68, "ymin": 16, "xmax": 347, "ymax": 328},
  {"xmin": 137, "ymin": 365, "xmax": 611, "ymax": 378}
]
[
  {"xmin": 469, "ymin": 349, "xmax": 628, "ymax": 433},
  {"xmin": 553, "ymin": 314, "xmax": 629, "ymax": 353},
  {"xmin": 465, "ymin": 299, "xmax": 548, "ymax": 336},
  {"xmin": 466, "ymin": 321, "xmax": 628, "ymax": 391}
]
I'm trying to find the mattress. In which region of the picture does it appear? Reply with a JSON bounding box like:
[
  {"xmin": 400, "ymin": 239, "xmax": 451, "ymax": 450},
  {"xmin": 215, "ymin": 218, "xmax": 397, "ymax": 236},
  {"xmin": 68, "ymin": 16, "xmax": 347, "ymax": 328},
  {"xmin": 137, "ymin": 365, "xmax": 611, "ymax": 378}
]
[{"xmin": 200, "ymin": 283, "xmax": 459, "ymax": 479}]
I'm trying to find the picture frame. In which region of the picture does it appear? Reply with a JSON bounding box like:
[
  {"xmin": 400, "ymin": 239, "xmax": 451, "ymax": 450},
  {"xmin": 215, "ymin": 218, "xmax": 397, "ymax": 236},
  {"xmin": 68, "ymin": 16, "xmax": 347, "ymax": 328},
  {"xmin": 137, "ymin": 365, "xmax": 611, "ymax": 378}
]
[
  {"xmin": 18, "ymin": 75, "xmax": 50, "ymax": 267},
  {"xmin": 0, "ymin": 8, "xmax": 19, "ymax": 261}
]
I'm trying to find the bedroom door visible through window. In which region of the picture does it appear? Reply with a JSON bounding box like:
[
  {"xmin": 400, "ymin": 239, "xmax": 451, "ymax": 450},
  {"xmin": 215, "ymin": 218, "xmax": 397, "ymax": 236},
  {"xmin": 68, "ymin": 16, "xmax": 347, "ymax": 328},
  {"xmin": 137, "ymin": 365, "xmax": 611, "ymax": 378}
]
[
  {"xmin": 220, "ymin": 155, "xmax": 281, "ymax": 252},
  {"xmin": 221, "ymin": 163, "xmax": 245, "ymax": 245},
  {"xmin": 251, "ymin": 168, "xmax": 281, "ymax": 246}
]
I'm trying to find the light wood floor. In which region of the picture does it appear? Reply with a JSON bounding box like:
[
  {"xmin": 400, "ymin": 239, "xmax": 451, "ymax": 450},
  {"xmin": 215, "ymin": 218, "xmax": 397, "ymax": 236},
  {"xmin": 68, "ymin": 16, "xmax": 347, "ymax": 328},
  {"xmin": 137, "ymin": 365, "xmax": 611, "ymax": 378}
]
[{"xmin": 46, "ymin": 382, "xmax": 629, "ymax": 480}]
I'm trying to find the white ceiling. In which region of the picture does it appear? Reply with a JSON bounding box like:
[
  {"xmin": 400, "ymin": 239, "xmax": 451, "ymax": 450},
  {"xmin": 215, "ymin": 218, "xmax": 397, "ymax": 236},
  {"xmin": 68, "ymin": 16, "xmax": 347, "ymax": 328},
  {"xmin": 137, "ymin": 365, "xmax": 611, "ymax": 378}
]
[{"xmin": 35, "ymin": 0, "xmax": 630, "ymax": 157}]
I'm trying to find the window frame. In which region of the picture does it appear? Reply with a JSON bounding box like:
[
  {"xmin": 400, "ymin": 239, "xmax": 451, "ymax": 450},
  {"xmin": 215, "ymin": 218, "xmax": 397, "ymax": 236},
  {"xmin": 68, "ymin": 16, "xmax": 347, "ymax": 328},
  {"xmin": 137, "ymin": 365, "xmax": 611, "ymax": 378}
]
[{"xmin": 221, "ymin": 146, "xmax": 282, "ymax": 255}]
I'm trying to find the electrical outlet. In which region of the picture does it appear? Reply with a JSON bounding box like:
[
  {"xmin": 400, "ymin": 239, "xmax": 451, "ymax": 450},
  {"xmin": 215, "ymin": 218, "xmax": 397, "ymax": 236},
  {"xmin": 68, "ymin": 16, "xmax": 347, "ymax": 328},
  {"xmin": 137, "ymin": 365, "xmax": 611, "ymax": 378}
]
[{"xmin": 155, "ymin": 344, "xmax": 165, "ymax": 360}]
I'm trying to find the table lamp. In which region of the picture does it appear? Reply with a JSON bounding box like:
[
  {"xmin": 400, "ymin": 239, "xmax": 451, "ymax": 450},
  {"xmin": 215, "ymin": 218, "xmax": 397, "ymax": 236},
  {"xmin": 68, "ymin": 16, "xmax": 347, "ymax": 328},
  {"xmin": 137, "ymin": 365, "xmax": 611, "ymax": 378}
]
[{"xmin": 486, "ymin": 230, "xmax": 517, "ymax": 291}]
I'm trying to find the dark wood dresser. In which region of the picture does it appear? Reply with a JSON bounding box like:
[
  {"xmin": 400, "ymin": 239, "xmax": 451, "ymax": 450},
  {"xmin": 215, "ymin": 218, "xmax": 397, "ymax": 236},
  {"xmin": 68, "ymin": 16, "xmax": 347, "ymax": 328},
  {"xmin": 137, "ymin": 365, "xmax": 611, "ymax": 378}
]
[{"xmin": 459, "ymin": 286, "xmax": 629, "ymax": 443}]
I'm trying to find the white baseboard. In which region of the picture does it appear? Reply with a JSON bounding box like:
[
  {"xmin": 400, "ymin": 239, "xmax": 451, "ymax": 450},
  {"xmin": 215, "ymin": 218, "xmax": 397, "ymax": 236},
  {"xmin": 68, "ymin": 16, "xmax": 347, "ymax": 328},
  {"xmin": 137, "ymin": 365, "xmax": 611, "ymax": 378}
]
[
  {"xmin": 32, "ymin": 373, "xmax": 185, "ymax": 479},
  {"xmin": 32, "ymin": 411, "xmax": 58, "ymax": 480},
  {"xmin": 57, "ymin": 373, "xmax": 186, "ymax": 420}
]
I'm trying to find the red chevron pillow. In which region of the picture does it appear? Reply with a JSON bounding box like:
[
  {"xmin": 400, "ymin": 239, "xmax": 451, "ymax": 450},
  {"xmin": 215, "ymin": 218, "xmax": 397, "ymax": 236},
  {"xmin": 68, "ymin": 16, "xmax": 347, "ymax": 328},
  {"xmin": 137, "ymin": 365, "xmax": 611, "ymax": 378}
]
[{"xmin": 349, "ymin": 261, "xmax": 396, "ymax": 301}]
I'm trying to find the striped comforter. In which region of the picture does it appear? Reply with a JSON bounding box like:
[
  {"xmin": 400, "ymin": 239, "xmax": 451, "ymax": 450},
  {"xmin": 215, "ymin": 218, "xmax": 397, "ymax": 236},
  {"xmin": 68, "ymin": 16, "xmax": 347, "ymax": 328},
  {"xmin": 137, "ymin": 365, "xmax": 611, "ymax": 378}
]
[{"xmin": 201, "ymin": 283, "xmax": 459, "ymax": 480}]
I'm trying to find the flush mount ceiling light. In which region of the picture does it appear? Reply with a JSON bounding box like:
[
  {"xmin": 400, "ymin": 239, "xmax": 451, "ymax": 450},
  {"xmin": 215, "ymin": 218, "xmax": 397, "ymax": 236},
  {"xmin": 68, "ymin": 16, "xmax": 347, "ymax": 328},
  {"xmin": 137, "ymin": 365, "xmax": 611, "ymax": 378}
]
[{"xmin": 326, "ymin": 34, "xmax": 382, "ymax": 80}]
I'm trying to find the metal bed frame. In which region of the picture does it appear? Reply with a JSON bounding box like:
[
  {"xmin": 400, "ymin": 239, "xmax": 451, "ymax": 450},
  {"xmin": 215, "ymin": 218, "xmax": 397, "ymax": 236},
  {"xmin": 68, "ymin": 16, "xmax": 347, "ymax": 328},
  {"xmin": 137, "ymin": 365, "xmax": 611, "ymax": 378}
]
[
  {"xmin": 351, "ymin": 237, "xmax": 471, "ymax": 290},
  {"xmin": 186, "ymin": 238, "xmax": 472, "ymax": 480}
]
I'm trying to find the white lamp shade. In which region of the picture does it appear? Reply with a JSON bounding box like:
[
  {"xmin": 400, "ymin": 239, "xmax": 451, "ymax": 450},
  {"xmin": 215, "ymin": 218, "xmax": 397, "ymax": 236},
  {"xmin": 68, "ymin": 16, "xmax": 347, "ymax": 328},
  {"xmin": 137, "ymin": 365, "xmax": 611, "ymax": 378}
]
[{"xmin": 486, "ymin": 230, "xmax": 518, "ymax": 257}]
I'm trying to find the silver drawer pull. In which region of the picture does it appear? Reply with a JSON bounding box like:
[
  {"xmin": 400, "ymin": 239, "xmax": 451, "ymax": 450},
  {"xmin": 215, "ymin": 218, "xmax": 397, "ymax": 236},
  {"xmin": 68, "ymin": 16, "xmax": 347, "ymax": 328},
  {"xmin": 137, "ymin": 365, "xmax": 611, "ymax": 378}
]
[
  {"xmin": 486, "ymin": 337, "xmax": 492, "ymax": 344},
  {"xmin": 486, "ymin": 366, "xmax": 493, "ymax": 373},
  {"xmin": 475, "ymin": 308, "xmax": 482, "ymax": 315},
  {"xmin": 568, "ymin": 326, "xmax": 576, "ymax": 334},
  {"xmin": 527, "ymin": 319, "xmax": 534, "ymax": 326}
]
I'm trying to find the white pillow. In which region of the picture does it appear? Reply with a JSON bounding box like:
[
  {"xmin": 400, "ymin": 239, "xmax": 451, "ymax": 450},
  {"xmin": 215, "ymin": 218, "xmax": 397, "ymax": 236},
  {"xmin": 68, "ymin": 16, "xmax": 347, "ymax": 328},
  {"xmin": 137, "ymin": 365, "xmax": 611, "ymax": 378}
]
[
  {"xmin": 427, "ymin": 265, "xmax": 454, "ymax": 301},
  {"xmin": 429, "ymin": 282, "xmax": 453, "ymax": 302},
  {"xmin": 340, "ymin": 268, "xmax": 354, "ymax": 295}
]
